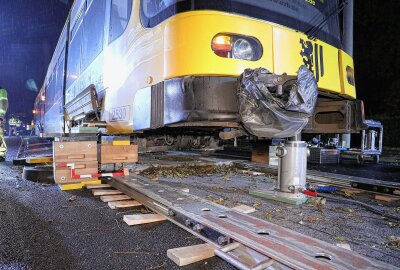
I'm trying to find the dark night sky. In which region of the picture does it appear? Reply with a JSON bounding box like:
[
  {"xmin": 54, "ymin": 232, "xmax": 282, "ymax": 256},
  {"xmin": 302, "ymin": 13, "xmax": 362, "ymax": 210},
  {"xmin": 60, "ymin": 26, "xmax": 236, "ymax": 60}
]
[
  {"xmin": 0, "ymin": 0, "xmax": 399, "ymax": 122},
  {"xmin": 0, "ymin": 0, "xmax": 71, "ymax": 121}
]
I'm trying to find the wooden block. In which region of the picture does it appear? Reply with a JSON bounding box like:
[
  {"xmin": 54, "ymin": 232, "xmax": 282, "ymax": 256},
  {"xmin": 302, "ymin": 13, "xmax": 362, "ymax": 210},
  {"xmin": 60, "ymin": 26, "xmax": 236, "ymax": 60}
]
[
  {"xmin": 100, "ymin": 195, "xmax": 131, "ymax": 202},
  {"xmin": 55, "ymin": 161, "xmax": 98, "ymax": 184},
  {"xmin": 86, "ymin": 184, "xmax": 112, "ymax": 189},
  {"xmin": 336, "ymin": 243, "xmax": 352, "ymax": 250},
  {"xmin": 232, "ymin": 204, "xmax": 256, "ymax": 214},
  {"xmin": 341, "ymin": 188, "xmax": 364, "ymax": 197},
  {"xmin": 58, "ymin": 180, "xmax": 101, "ymax": 191},
  {"xmin": 123, "ymin": 213, "xmax": 166, "ymax": 225},
  {"xmin": 108, "ymin": 200, "xmax": 142, "ymax": 209},
  {"xmin": 92, "ymin": 189, "xmax": 123, "ymax": 196},
  {"xmin": 26, "ymin": 156, "xmax": 53, "ymax": 164},
  {"xmin": 167, "ymin": 243, "xmax": 215, "ymax": 266},
  {"xmin": 251, "ymin": 144, "xmax": 269, "ymax": 163},
  {"xmin": 54, "ymin": 141, "xmax": 98, "ymax": 162},
  {"xmin": 100, "ymin": 144, "xmax": 138, "ymax": 164},
  {"xmin": 375, "ymin": 194, "xmax": 400, "ymax": 202}
]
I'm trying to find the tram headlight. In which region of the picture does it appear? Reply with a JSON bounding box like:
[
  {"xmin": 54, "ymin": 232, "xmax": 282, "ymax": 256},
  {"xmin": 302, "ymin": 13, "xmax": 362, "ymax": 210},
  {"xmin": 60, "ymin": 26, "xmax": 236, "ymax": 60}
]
[
  {"xmin": 212, "ymin": 34, "xmax": 262, "ymax": 61},
  {"xmin": 232, "ymin": 38, "xmax": 254, "ymax": 60}
]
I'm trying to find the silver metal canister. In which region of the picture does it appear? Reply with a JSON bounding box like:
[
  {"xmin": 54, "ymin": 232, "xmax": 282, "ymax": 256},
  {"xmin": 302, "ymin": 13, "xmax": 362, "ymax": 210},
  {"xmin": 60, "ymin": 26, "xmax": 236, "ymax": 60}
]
[
  {"xmin": 366, "ymin": 130, "xmax": 377, "ymax": 151},
  {"xmin": 275, "ymin": 141, "xmax": 308, "ymax": 193}
]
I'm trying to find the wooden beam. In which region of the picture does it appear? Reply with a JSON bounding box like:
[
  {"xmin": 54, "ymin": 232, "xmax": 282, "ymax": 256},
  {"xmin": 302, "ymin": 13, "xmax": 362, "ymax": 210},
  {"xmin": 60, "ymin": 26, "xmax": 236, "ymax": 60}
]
[
  {"xmin": 232, "ymin": 204, "xmax": 256, "ymax": 214},
  {"xmin": 86, "ymin": 184, "xmax": 112, "ymax": 189},
  {"xmin": 375, "ymin": 194, "xmax": 400, "ymax": 202},
  {"xmin": 92, "ymin": 189, "xmax": 123, "ymax": 196},
  {"xmin": 123, "ymin": 214, "xmax": 166, "ymax": 225},
  {"xmin": 108, "ymin": 200, "xmax": 142, "ymax": 209},
  {"xmin": 167, "ymin": 243, "xmax": 215, "ymax": 266},
  {"xmin": 100, "ymin": 195, "xmax": 131, "ymax": 202},
  {"xmin": 341, "ymin": 188, "xmax": 364, "ymax": 197},
  {"xmin": 26, "ymin": 156, "xmax": 53, "ymax": 164}
]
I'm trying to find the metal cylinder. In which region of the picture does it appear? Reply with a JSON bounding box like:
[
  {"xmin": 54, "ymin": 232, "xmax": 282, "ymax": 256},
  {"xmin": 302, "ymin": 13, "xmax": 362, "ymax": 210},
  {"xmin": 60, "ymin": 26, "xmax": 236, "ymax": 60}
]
[
  {"xmin": 341, "ymin": 133, "xmax": 351, "ymax": 148},
  {"xmin": 276, "ymin": 141, "xmax": 308, "ymax": 193},
  {"xmin": 366, "ymin": 130, "xmax": 377, "ymax": 151}
]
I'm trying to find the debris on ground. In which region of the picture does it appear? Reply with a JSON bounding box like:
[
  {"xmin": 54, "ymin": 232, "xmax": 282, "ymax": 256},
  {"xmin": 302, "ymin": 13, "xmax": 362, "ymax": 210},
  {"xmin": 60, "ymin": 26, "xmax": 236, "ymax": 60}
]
[
  {"xmin": 141, "ymin": 164, "xmax": 236, "ymax": 178},
  {"xmin": 385, "ymin": 236, "xmax": 400, "ymax": 251},
  {"xmin": 334, "ymin": 236, "xmax": 346, "ymax": 242}
]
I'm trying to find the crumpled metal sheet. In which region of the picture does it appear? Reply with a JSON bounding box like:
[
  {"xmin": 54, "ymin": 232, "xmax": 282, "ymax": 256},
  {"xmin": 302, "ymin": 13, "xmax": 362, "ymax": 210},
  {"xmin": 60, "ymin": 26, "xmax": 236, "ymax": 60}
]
[{"xmin": 238, "ymin": 65, "xmax": 318, "ymax": 138}]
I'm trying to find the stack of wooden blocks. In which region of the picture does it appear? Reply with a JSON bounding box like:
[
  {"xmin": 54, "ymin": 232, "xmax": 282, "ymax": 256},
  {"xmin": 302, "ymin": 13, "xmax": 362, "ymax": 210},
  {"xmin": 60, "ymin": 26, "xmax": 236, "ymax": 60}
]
[
  {"xmin": 53, "ymin": 140, "xmax": 100, "ymax": 190},
  {"xmin": 100, "ymin": 137, "xmax": 138, "ymax": 169}
]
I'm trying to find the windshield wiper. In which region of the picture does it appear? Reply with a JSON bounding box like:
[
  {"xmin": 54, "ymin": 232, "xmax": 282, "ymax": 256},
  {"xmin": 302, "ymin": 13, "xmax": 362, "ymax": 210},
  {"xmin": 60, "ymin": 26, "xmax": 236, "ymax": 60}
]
[{"xmin": 306, "ymin": 0, "xmax": 348, "ymax": 40}]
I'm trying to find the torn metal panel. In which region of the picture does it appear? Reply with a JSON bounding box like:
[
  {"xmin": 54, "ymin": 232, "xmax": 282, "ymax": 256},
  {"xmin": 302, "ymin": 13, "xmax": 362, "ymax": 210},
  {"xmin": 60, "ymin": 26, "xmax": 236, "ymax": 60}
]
[{"xmin": 238, "ymin": 65, "xmax": 318, "ymax": 138}]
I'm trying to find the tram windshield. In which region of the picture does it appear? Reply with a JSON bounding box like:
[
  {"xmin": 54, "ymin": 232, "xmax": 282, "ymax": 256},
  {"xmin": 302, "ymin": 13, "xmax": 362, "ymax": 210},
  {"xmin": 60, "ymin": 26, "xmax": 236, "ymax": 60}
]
[{"xmin": 140, "ymin": 0, "xmax": 341, "ymax": 48}]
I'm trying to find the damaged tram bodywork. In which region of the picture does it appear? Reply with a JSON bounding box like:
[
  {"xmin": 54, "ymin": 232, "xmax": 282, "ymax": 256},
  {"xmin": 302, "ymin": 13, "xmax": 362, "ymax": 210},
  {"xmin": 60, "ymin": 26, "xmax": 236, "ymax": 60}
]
[{"xmin": 34, "ymin": 0, "xmax": 362, "ymax": 146}]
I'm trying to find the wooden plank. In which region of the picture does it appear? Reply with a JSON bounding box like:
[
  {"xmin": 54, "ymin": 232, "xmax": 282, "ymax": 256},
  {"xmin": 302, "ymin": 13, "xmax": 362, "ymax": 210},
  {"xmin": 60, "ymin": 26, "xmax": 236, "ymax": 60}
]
[
  {"xmin": 251, "ymin": 144, "xmax": 269, "ymax": 164},
  {"xmin": 100, "ymin": 195, "xmax": 131, "ymax": 202},
  {"xmin": 53, "ymin": 141, "xmax": 98, "ymax": 162},
  {"xmin": 108, "ymin": 200, "xmax": 142, "ymax": 209},
  {"xmin": 232, "ymin": 204, "xmax": 256, "ymax": 214},
  {"xmin": 26, "ymin": 156, "xmax": 53, "ymax": 164},
  {"xmin": 341, "ymin": 188, "xmax": 364, "ymax": 197},
  {"xmin": 92, "ymin": 189, "xmax": 123, "ymax": 196},
  {"xmin": 375, "ymin": 194, "xmax": 400, "ymax": 202},
  {"xmin": 100, "ymin": 144, "xmax": 138, "ymax": 164},
  {"xmin": 58, "ymin": 180, "xmax": 101, "ymax": 191},
  {"xmin": 167, "ymin": 243, "xmax": 215, "ymax": 266},
  {"xmin": 86, "ymin": 184, "xmax": 112, "ymax": 189},
  {"xmin": 123, "ymin": 213, "xmax": 166, "ymax": 225},
  {"xmin": 336, "ymin": 243, "xmax": 352, "ymax": 250}
]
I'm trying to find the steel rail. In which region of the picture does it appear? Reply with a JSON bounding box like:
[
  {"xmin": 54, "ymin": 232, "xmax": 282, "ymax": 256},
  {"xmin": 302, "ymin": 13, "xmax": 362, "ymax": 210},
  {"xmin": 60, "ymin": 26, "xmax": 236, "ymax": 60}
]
[{"xmin": 110, "ymin": 174, "xmax": 395, "ymax": 270}]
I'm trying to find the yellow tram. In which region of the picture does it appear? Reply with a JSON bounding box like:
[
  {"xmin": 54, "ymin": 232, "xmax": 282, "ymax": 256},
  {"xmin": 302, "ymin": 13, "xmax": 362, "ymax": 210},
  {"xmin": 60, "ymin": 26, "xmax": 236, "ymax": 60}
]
[{"xmin": 34, "ymin": 0, "xmax": 360, "ymax": 147}]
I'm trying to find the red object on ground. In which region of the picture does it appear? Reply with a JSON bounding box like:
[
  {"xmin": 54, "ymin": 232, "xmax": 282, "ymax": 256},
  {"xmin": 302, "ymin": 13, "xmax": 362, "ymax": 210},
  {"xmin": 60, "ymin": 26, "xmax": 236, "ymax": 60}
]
[{"xmin": 303, "ymin": 189, "xmax": 318, "ymax": 197}]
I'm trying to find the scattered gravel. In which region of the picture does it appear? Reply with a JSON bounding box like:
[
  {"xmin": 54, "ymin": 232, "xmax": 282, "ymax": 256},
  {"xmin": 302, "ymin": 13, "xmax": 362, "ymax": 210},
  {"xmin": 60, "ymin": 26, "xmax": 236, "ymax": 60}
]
[
  {"xmin": 2, "ymin": 137, "xmax": 399, "ymax": 269},
  {"xmin": 0, "ymin": 137, "xmax": 234, "ymax": 270}
]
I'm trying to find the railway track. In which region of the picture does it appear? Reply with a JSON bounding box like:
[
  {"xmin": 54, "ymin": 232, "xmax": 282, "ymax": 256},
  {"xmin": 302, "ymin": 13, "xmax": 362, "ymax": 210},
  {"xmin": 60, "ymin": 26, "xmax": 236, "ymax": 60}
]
[
  {"xmin": 107, "ymin": 173, "xmax": 395, "ymax": 270},
  {"xmin": 233, "ymin": 161, "xmax": 400, "ymax": 197}
]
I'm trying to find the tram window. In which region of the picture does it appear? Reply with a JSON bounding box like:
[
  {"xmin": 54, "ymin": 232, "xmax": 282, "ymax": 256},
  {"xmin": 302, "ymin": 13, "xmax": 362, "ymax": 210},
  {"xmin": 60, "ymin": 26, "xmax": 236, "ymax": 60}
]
[
  {"xmin": 45, "ymin": 74, "xmax": 56, "ymax": 109},
  {"xmin": 141, "ymin": 0, "xmax": 185, "ymax": 28},
  {"xmin": 140, "ymin": 0, "xmax": 340, "ymax": 47},
  {"xmin": 55, "ymin": 51, "xmax": 65, "ymax": 103},
  {"xmin": 109, "ymin": 0, "xmax": 133, "ymax": 43},
  {"xmin": 81, "ymin": 0, "xmax": 106, "ymax": 70},
  {"xmin": 142, "ymin": 0, "xmax": 181, "ymax": 18},
  {"xmin": 67, "ymin": 13, "xmax": 83, "ymax": 88}
]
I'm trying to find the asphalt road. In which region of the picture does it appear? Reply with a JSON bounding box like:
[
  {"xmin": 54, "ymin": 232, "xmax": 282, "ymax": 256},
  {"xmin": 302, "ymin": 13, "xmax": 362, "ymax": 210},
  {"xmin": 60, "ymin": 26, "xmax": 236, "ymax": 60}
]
[{"xmin": 0, "ymin": 137, "xmax": 234, "ymax": 270}]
